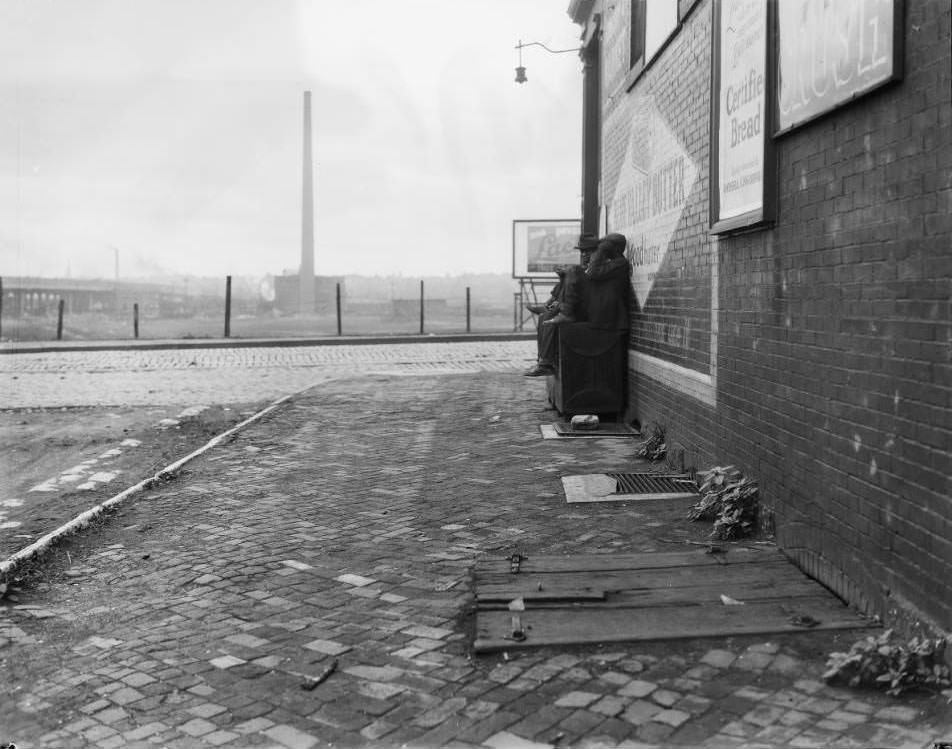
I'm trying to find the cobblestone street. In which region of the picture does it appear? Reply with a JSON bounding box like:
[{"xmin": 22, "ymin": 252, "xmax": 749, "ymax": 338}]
[
  {"xmin": 2, "ymin": 345, "xmax": 949, "ymax": 748},
  {"xmin": 0, "ymin": 340, "xmax": 536, "ymax": 408}
]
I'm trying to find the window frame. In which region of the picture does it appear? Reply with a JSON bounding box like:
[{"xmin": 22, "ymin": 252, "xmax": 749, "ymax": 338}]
[{"xmin": 623, "ymin": 0, "xmax": 702, "ymax": 93}]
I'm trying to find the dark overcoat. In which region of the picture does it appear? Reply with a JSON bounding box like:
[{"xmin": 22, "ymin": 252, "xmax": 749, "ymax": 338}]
[{"xmin": 582, "ymin": 256, "xmax": 631, "ymax": 330}]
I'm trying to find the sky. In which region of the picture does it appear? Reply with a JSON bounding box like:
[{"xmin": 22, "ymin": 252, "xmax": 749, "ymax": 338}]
[{"xmin": 0, "ymin": 0, "xmax": 584, "ymax": 280}]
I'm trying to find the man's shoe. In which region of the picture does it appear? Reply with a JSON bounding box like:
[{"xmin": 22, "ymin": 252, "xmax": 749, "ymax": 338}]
[
  {"xmin": 523, "ymin": 364, "xmax": 555, "ymax": 377},
  {"xmin": 543, "ymin": 313, "xmax": 575, "ymax": 325},
  {"xmin": 525, "ymin": 302, "xmax": 548, "ymax": 314}
]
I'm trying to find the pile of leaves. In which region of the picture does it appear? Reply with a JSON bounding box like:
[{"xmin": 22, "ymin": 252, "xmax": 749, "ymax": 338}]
[
  {"xmin": 634, "ymin": 423, "xmax": 666, "ymax": 461},
  {"xmin": 688, "ymin": 465, "xmax": 759, "ymax": 540},
  {"xmin": 823, "ymin": 629, "xmax": 951, "ymax": 696}
]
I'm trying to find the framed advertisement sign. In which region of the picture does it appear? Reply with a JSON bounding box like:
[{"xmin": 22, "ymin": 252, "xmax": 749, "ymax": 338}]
[
  {"xmin": 775, "ymin": 0, "xmax": 903, "ymax": 135},
  {"xmin": 512, "ymin": 219, "xmax": 582, "ymax": 279},
  {"xmin": 710, "ymin": 0, "xmax": 775, "ymax": 234}
]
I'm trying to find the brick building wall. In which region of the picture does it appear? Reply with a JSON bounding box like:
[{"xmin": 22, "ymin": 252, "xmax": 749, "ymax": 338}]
[{"xmin": 576, "ymin": 0, "xmax": 951, "ymax": 632}]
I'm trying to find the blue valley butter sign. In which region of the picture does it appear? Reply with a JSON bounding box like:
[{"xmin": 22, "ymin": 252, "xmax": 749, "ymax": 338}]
[{"xmin": 609, "ymin": 96, "xmax": 698, "ymax": 309}]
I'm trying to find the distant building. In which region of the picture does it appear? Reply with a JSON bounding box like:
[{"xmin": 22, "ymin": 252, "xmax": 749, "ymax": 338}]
[
  {"xmin": 2, "ymin": 276, "xmax": 258, "ymax": 319},
  {"xmin": 2, "ymin": 277, "xmax": 179, "ymax": 316},
  {"xmin": 567, "ymin": 0, "xmax": 951, "ymax": 633},
  {"xmin": 274, "ymin": 275, "xmax": 344, "ymax": 314}
]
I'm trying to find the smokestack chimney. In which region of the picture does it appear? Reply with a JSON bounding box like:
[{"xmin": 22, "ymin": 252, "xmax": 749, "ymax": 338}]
[{"xmin": 299, "ymin": 90, "xmax": 315, "ymax": 314}]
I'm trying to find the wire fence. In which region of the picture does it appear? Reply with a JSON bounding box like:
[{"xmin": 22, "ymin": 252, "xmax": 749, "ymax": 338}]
[{"xmin": 0, "ymin": 276, "xmax": 529, "ymax": 343}]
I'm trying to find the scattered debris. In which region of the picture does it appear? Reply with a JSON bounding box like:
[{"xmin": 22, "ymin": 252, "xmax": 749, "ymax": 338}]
[
  {"xmin": 508, "ymin": 598, "xmax": 526, "ymax": 642},
  {"xmin": 300, "ymin": 658, "xmax": 338, "ymax": 691},
  {"xmin": 790, "ymin": 614, "xmax": 820, "ymax": 628},
  {"xmin": 823, "ymin": 629, "xmax": 951, "ymax": 696},
  {"xmin": 720, "ymin": 594, "xmax": 745, "ymax": 606},
  {"xmin": 689, "ymin": 466, "xmax": 759, "ymax": 540},
  {"xmin": 570, "ymin": 414, "xmax": 599, "ymax": 430},
  {"xmin": 634, "ymin": 422, "xmax": 666, "ymax": 461}
]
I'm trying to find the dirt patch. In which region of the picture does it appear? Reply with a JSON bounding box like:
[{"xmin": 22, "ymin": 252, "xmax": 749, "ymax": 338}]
[{"xmin": 0, "ymin": 402, "xmax": 268, "ymax": 560}]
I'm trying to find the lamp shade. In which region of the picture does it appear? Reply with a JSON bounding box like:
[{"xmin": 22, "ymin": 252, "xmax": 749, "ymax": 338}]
[{"xmin": 515, "ymin": 66, "xmax": 527, "ymax": 83}]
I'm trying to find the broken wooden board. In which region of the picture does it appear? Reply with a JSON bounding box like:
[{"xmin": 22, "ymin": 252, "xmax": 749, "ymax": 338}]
[
  {"xmin": 472, "ymin": 549, "xmax": 877, "ymax": 653},
  {"xmin": 476, "ymin": 549, "xmax": 762, "ymax": 574},
  {"xmin": 475, "ymin": 588, "xmax": 606, "ymax": 604}
]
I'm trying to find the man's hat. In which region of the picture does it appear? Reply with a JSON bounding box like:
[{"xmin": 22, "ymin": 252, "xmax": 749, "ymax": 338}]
[{"xmin": 574, "ymin": 233, "xmax": 599, "ymax": 251}]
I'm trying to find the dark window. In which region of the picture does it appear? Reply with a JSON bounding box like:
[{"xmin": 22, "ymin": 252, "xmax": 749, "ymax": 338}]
[{"xmin": 630, "ymin": 0, "xmax": 646, "ymax": 68}]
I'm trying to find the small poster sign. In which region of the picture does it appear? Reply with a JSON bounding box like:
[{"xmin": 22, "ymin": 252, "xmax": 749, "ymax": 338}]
[{"xmin": 512, "ymin": 219, "xmax": 582, "ymax": 279}]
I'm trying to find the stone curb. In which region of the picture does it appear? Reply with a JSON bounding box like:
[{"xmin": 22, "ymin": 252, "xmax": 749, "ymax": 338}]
[{"xmin": 0, "ymin": 331, "xmax": 536, "ymax": 356}]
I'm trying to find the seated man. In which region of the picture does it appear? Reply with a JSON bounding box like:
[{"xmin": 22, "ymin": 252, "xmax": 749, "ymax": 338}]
[
  {"xmin": 523, "ymin": 233, "xmax": 602, "ymax": 377},
  {"xmin": 523, "ymin": 232, "xmax": 598, "ymax": 318},
  {"xmin": 524, "ymin": 233, "xmax": 630, "ymax": 377},
  {"xmin": 524, "ymin": 266, "xmax": 565, "ymax": 318}
]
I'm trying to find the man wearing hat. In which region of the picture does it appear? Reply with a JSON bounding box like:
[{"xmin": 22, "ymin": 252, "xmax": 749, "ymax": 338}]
[
  {"xmin": 571, "ymin": 232, "xmax": 631, "ymax": 331},
  {"xmin": 524, "ymin": 233, "xmax": 600, "ymax": 376}
]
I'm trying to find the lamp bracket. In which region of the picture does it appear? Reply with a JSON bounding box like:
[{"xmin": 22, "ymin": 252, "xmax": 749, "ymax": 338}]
[{"xmin": 514, "ymin": 41, "xmax": 581, "ymax": 54}]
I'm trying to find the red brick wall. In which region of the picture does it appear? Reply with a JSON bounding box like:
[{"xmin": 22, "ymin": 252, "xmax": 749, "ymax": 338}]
[{"xmin": 595, "ymin": 0, "xmax": 951, "ymax": 631}]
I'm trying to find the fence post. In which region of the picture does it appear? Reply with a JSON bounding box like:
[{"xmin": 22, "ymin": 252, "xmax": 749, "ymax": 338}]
[
  {"xmin": 419, "ymin": 280, "xmax": 424, "ymax": 335},
  {"xmin": 336, "ymin": 283, "xmax": 342, "ymax": 336},
  {"xmin": 466, "ymin": 287, "xmax": 471, "ymax": 333},
  {"xmin": 133, "ymin": 303, "xmax": 139, "ymax": 339},
  {"xmin": 224, "ymin": 275, "xmax": 232, "ymax": 338},
  {"xmin": 57, "ymin": 298, "xmax": 65, "ymax": 340}
]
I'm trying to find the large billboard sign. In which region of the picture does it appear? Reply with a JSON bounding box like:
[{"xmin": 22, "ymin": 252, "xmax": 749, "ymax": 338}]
[
  {"xmin": 776, "ymin": 0, "xmax": 903, "ymax": 134},
  {"xmin": 512, "ymin": 219, "xmax": 582, "ymax": 279}
]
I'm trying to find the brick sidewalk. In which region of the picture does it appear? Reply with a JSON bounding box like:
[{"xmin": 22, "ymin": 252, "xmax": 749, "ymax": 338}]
[{"xmin": 3, "ymin": 371, "xmax": 949, "ymax": 748}]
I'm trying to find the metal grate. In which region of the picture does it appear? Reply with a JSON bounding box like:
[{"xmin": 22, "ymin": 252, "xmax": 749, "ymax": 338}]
[
  {"xmin": 552, "ymin": 422, "xmax": 639, "ymax": 437},
  {"xmin": 606, "ymin": 473, "xmax": 699, "ymax": 496}
]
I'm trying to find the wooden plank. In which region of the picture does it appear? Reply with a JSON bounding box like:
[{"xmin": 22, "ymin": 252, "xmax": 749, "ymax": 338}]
[
  {"xmin": 473, "ymin": 596, "xmax": 877, "ymax": 652},
  {"xmin": 476, "ymin": 578, "xmax": 823, "ymax": 610},
  {"xmin": 475, "ymin": 549, "xmax": 773, "ymax": 575},
  {"xmin": 475, "ymin": 560, "xmax": 805, "ymax": 593},
  {"xmin": 476, "ymin": 588, "xmax": 606, "ymax": 604}
]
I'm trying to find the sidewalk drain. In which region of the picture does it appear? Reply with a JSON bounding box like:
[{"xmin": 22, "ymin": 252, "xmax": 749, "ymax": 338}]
[
  {"xmin": 607, "ymin": 473, "xmax": 698, "ymax": 496},
  {"xmin": 561, "ymin": 473, "xmax": 699, "ymax": 503}
]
